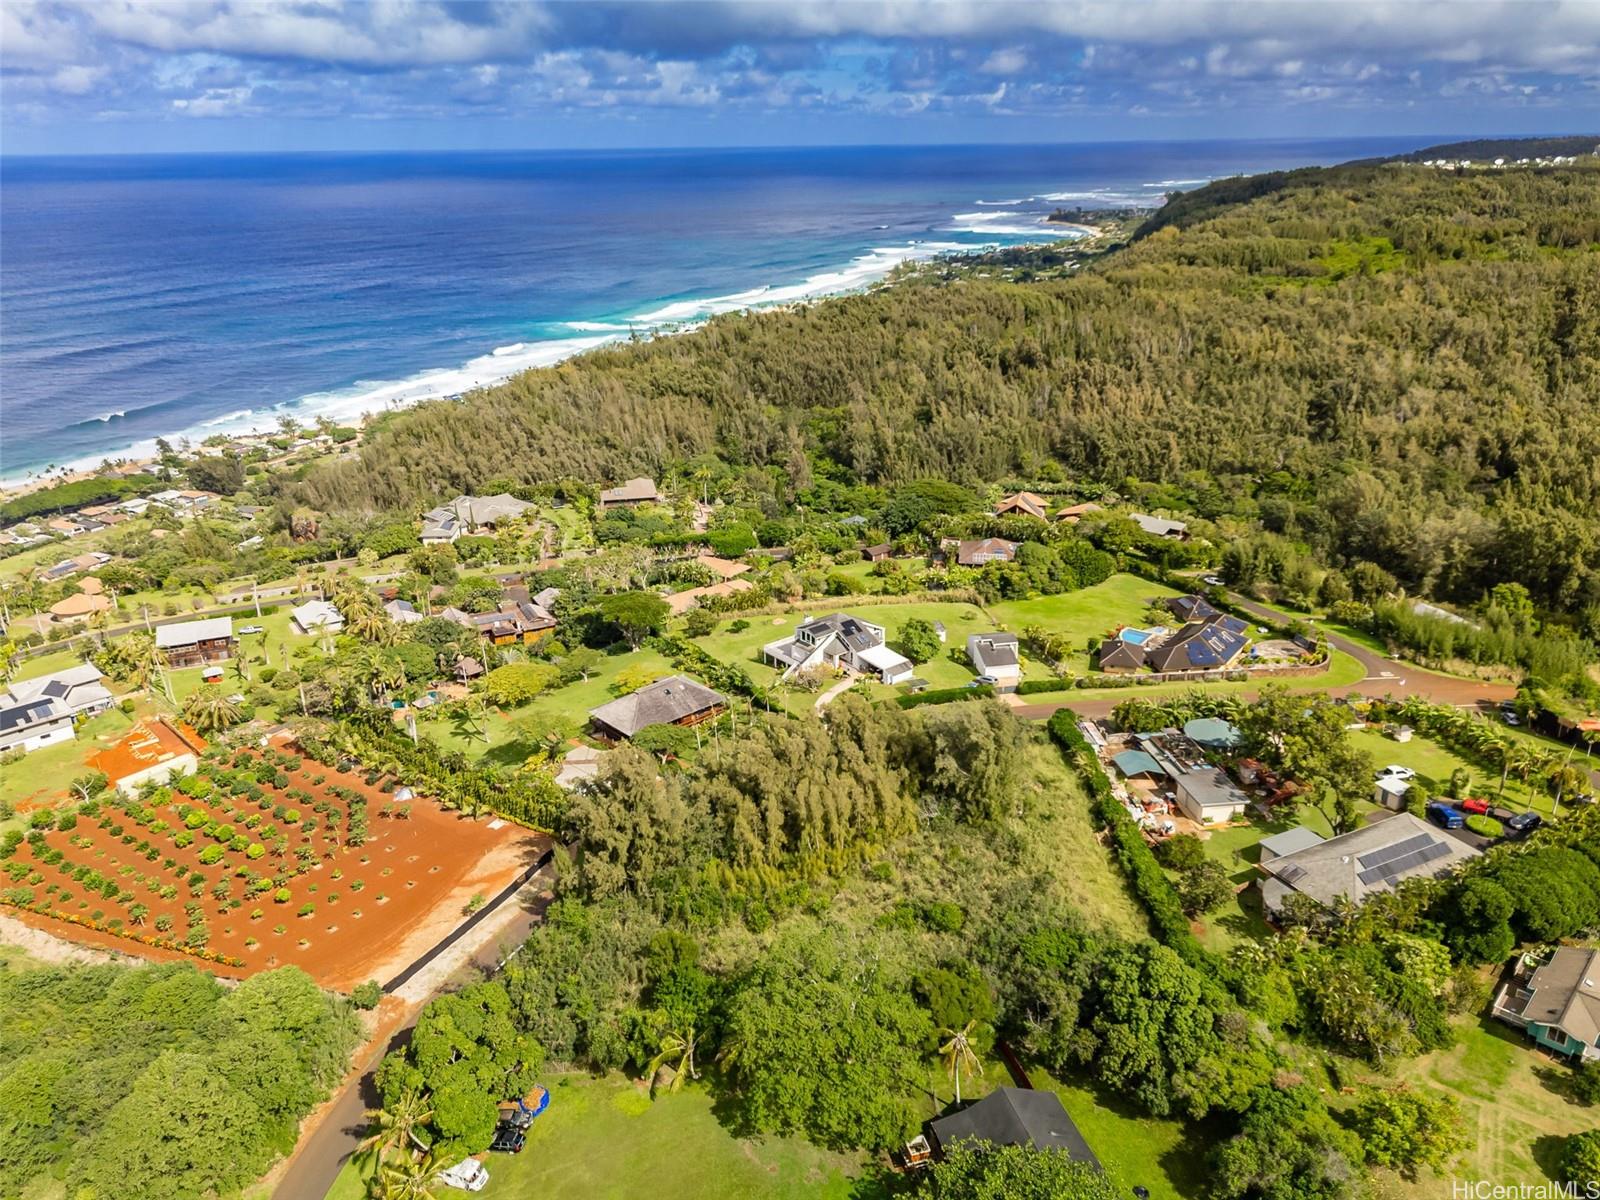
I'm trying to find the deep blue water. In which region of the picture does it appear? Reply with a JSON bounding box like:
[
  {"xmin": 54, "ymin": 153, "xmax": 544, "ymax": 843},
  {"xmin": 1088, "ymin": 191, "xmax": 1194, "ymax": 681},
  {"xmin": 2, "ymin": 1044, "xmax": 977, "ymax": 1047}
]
[{"xmin": 0, "ymin": 138, "xmax": 1422, "ymax": 477}]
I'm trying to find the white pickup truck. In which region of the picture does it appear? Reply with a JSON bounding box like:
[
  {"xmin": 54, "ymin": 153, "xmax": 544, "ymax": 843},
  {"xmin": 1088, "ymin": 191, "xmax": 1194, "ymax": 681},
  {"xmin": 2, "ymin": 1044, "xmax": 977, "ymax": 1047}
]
[{"xmin": 439, "ymin": 1157, "xmax": 489, "ymax": 1192}]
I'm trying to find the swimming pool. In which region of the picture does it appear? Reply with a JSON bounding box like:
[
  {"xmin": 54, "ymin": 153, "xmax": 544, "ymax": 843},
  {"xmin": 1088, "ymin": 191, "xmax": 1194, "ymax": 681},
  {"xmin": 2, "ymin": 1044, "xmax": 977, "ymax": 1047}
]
[{"xmin": 1119, "ymin": 626, "xmax": 1168, "ymax": 646}]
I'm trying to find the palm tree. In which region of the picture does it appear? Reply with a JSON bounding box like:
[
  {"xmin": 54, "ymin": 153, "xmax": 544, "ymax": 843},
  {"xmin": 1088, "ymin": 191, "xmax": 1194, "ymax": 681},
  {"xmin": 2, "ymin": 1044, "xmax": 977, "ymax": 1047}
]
[
  {"xmin": 939, "ymin": 1020, "xmax": 982, "ymax": 1106},
  {"xmin": 181, "ymin": 688, "xmax": 243, "ymax": 735},
  {"xmin": 646, "ymin": 1025, "xmax": 701, "ymax": 1095},
  {"xmin": 354, "ymin": 1090, "xmax": 433, "ymax": 1181},
  {"xmin": 120, "ymin": 632, "xmax": 168, "ymax": 699},
  {"xmin": 378, "ymin": 1150, "xmax": 448, "ymax": 1200}
]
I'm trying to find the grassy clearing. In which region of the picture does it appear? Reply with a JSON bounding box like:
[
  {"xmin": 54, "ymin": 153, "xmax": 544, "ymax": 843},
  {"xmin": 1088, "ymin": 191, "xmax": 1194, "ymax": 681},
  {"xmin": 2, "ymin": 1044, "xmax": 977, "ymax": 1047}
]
[
  {"xmin": 422, "ymin": 647, "xmax": 677, "ymax": 766},
  {"xmin": 1357, "ymin": 1008, "xmax": 1587, "ymax": 1194},
  {"xmin": 1029, "ymin": 1068, "xmax": 1208, "ymax": 1200},
  {"xmin": 990, "ymin": 575, "xmax": 1186, "ymax": 673},
  {"xmin": 1014, "ymin": 734, "xmax": 1148, "ymax": 939},
  {"xmin": 1346, "ymin": 727, "xmax": 1556, "ymax": 817},
  {"xmin": 327, "ymin": 1071, "xmax": 877, "ymax": 1200}
]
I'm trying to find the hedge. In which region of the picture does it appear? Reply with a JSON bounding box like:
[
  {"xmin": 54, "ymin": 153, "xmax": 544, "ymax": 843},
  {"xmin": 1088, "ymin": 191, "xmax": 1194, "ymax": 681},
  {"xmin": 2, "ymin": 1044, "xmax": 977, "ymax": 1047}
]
[
  {"xmin": 896, "ymin": 684, "xmax": 995, "ymax": 709},
  {"xmin": 649, "ymin": 635, "xmax": 780, "ymax": 708},
  {"xmin": 1045, "ymin": 710, "xmax": 1211, "ymax": 969},
  {"xmin": 1016, "ymin": 678, "xmax": 1076, "ymax": 696}
]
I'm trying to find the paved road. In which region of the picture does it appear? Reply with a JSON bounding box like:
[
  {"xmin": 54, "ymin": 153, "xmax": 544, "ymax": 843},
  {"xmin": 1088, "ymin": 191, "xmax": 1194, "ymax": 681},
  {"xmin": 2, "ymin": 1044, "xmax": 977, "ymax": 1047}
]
[
  {"xmin": 1012, "ymin": 593, "xmax": 1516, "ymax": 722},
  {"xmin": 272, "ymin": 871, "xmax": 555, "ymax": 1200}
]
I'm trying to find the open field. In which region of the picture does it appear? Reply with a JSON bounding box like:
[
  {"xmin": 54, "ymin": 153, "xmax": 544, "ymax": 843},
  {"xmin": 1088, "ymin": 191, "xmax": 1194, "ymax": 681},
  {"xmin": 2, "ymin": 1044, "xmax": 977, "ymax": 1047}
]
[
  {"xmin": 2, "ymin": 738, "xmax": 544, "ymax": 988},
  {"xmin": 326, "ymin": 1071, "xmax": 878, "ymax": 1200},
  {"xmin": 1357, "ymin": 1007, "xmax": 1588, "ymax": 1194}
]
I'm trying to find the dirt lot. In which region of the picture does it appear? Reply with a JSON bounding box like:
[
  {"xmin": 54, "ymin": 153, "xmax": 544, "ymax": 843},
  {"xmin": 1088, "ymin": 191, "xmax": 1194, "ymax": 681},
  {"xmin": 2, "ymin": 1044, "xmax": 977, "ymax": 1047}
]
[{"xmin": 1, "ymin": 737, "xmax": 546, "ymax": 990}]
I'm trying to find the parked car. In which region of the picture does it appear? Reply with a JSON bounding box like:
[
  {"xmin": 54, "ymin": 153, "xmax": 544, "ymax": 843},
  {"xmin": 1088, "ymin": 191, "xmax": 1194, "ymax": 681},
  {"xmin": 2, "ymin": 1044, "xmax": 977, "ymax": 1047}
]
[
  {"xmin": 1426, "ymin": 802, "xmax": 1464, "ymax": 830},
  {"xmin": 1573, "ymin": 793, "xmax": 1597, "ymax": 806},
  {"xmin": 1504, "ymin": 811, "xmax": 1544, "ymax": 839},
  {"xmin": 439, "ymin": 1158, "xmax": 489, "ymax": 1192},
  {"xmin": 1376, "ymin": 765, "xmax": 1417, "ymax": 782},
  {"xmin": 489, "ymin": 1123, "xmax": 526, "ymax": 1154},
  {"xmin": 1502, "ymin": 711, "xmax": 1521, "ymax": 726},
  {"xmin": 498, "ymin": 1103, "xmax": 534, "ymax": 1130},
  {"xmin": 974, "ymin": 674, "xmax": 1001, "ymax": 686},
  {"xmin": 1486, "ymin": 804, "xmax": 1518, "ymax": 824},
  {"xmin": 238, "ymin": 624, "xmax": 264, "ymax": 634},
  {"xmin": 1202, "ymin": 575, "xmax": 1226, "ymax": 587},
  {"xmin": 1458, "ymin": 797, "xmax": 1491, "ymax": 815}
]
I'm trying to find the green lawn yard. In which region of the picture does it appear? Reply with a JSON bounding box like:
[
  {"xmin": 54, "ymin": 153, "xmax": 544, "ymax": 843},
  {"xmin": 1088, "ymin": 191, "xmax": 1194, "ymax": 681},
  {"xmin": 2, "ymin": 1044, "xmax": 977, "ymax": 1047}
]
[
  {"xmin": 989, "ymin": 574, "xmax": 1186, "ymax": 673},
  {"xmin": 686, "ymin": 599, "xmax": 996, "ymax": 700},
  {"xmin": 0, "ymin": 703, "xmax": 140, "ymax": 815},
  {"xmin": 325, "ymin": 1072, "xmax": 877, "ymax": 1200},
  {"xmin": 1347, "ymin": 727, "xmax": 1555, "ymax": 818},
  {"xmin": 421, "ymin": 647, "xmax": 677, "ymax": 767},
  {"xmin": 1358, "ymin": 1007, "xmax": 1586, "ymax": 1194}
]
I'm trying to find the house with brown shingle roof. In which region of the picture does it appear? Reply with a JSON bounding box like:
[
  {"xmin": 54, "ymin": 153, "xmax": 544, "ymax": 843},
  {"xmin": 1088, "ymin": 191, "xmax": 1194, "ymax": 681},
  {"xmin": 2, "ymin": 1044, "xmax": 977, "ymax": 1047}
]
[
  {"xmin": 598, "ymin": 477, "xmax": 662, "ymax": 510},
  {"xmin": 994, "ymin": 492, "xmax": 1048, "ymax": 520},
  {"xmin": 956, "ymin": 538, "xmax": 1018, "ymax": 567}
]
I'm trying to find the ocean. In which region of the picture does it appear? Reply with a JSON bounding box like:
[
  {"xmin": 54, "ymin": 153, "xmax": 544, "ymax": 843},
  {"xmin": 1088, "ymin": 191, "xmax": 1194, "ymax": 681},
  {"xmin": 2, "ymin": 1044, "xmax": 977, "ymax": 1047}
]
[{"xmin": 0, "ymin": 137, "xmax": 1421, "ymax": 479}]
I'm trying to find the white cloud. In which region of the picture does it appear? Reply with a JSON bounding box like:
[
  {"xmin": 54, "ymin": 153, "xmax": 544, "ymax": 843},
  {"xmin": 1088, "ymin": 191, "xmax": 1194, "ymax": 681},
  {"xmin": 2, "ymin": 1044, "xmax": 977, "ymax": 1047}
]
[{"xmin": 979, "ymin": 46, "xmax": 1028, "ymax": 75}]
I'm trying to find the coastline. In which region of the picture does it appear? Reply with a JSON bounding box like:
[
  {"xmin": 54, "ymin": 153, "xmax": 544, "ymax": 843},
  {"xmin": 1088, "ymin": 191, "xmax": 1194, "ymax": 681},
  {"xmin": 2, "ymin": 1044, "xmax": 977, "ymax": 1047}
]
[{"xmin": 2, "ymin": 221, "xmax": 1091, "ymax": 496}]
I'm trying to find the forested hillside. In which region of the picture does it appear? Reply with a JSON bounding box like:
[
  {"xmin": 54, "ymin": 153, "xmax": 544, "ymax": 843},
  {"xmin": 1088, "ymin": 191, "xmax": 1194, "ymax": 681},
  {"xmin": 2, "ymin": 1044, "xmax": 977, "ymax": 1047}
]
[{"xmin": 292, "ymin": 155, "xmax": 1600, "ymax": 617}]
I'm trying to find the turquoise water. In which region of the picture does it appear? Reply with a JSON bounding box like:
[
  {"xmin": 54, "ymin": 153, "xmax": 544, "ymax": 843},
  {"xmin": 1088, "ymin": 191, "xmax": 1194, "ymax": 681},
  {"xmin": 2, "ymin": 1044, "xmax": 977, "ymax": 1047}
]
[{"xmin": 0, "ymin": 138, "xmax": 1419, "ymax": 476}]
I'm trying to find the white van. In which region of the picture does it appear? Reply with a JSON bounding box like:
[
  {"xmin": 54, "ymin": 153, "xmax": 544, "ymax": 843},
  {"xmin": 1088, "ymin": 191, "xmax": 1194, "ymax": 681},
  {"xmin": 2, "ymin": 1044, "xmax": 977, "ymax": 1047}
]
[{"xmin": 439, "ymin": 1157, "xmax": 490, "ymax": 1192}]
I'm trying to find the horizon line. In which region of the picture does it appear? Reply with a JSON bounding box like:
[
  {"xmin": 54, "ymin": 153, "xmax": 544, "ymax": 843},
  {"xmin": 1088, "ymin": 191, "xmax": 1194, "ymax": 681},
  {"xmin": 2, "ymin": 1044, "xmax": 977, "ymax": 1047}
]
[{"xmin": 3, "ymin": 129, "xmax": 1573, "ymax": 161}]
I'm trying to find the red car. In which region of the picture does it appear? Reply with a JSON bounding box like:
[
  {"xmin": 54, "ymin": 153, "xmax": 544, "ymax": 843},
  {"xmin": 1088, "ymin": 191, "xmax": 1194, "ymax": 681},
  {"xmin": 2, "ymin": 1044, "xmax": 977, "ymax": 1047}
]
[{"xmin": 1458, "ymin": 797, "xmax": 1490, "ymax": 815}]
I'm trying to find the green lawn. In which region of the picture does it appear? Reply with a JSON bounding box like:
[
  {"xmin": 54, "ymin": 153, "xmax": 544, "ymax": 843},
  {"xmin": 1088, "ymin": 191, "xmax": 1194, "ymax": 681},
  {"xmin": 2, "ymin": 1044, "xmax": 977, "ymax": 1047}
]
[
  {"xmin": 1029, "ymin": 1068, "xmax": 1207, "ymax": 1200},
  {"xmin": 420, "ymin": 647, "xmax": 676, "ymax": 767},
  {"xmin": 990, "ymin": 574, "xmax": 1186, "ymax": 673},
  {"xmin": 326, "ymin": 1072, "xmax": 876, "ymax": 1200},
  {"xmin": 688, "ymin": 600, "xmax": 997, "ymax": 701},
  {"xmin": 0, "ymin": 704, "xmax": 140, "ymax": 814},
  {"xmin": 1358, "ymin": 1006, "xmax": 1587, "ymax": 1194},
  {"xmin": 1347, "ymin": 727, "xmax": 1555, "ymax": 817}
]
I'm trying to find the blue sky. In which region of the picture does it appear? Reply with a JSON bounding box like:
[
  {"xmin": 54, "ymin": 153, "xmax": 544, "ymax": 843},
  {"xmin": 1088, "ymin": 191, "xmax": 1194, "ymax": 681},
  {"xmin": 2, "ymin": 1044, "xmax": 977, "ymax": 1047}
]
[{"xmin": 2, "ymin": 1, "xmax": 1597, "ymax": 155}]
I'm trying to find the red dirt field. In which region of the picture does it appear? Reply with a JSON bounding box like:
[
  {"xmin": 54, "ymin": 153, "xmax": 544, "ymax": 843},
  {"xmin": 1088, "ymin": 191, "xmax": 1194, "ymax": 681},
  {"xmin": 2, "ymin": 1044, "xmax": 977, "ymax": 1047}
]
[{"xmin": 0, "ymin": 737, "xmax": 547, "ymax": 990}]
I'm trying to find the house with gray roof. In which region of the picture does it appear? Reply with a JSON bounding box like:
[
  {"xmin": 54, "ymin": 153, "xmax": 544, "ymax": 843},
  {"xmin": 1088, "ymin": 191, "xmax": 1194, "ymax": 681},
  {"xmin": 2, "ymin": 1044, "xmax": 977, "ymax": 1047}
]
[
  {"xmin": 1131, "ymin": 513, "xmax": 1189, "ymax": 540},
  {"xmin": 1143, "ymin": 614, "xmax": 1250, "ymax": 673},
  {"xmin": 1136, "ymin": 729, "xmax": 1251, "ymax": 823},
  {"xmin": 155, "ymin": 616, "xmax": 235, "ymax": 668},
  {"xmin": 1493, "ymin": 946, "xmax": 1600, "ymax": 1062},
  {"xmin": 1258, "ymin": 812, "xmax": 1479, "ymax": 913},
  {"xmin": 967, "ymin": 633, "xmax": 1021, "ymax": 692},
  {"xmin": 763, "ymin": 612, "xmax": 912, "ymax": 684},
  {"xmin": 588, "ymin": 674, "xmax": 727, "ymax": 741},
  {"xmin": 925, "ymin": 1087, "xmax": 1099, "ymax": 1168},
  {"xmin": 0, "ymin": 694, "xmax": 76, "ymax": 754},
  {"xmin": 420, "ymin": 493, "xmax": 536, "ymax": 543},
  {"xmin": 3, "ymin": 664, "xmax": 113, "ymax": 720}
]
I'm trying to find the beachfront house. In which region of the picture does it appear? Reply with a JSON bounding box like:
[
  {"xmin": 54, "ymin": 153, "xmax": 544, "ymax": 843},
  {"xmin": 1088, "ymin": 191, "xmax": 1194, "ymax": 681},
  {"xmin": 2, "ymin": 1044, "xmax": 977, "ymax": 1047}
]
[
  {"xmin": 1493, "ymin": 947, "xmax": 1600, "ymax": 1063},
  {"xmin": 156, "ymin": 616, "xmax": 236, "ymax": 668},
  {"xmin": 763, "ymin": 612, "xmax": 914, "ymax": 684}
]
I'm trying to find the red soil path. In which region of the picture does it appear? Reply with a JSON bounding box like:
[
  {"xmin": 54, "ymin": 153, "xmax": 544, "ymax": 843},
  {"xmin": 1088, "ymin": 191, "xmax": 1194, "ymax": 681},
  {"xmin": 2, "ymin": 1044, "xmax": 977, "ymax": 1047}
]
[{"xmin": 4, "ymin": 741, "xmax": 547, "ymax": 990}]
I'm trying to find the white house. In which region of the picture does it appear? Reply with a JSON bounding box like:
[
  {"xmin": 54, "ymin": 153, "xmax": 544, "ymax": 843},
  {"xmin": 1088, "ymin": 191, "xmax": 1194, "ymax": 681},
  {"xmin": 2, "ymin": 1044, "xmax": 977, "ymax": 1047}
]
[
  {"xmin": 967, "ymin": 633, "xmax": 1022, "ymax": 692},
  {"xmin": 763, "ymin": 612, "xmax": 913, "ymax": 684},
  {"xmin": 420, "ymin": 493, "xmax": 536, "ymax": 544},
  {"xmin": 290, "ymin": 599, "xmax": 345, "ymax": 636},
  {"xmin": 0, "ymin": 695, "xmax": 76, "ymax": 754},
  {"xmin": 2, "ymin": 664, "xmax": 114, "ymax": 720}
]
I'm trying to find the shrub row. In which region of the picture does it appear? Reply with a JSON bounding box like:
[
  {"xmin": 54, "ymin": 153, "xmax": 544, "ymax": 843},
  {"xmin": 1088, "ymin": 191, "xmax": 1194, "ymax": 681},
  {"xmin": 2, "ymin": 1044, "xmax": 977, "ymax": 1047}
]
[{"xmin": 896, "ymin": 684, "xmax": 995, "ymax": 709}]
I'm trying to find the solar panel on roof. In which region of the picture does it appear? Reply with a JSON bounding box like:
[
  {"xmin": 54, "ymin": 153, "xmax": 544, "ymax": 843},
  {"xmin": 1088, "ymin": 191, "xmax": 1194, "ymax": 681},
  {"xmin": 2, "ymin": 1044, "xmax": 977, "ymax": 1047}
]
[
  {"xmin": 1380, "ymin": 849, "xmax": 1432, "ymax": 878},
  {"xmin": 1357, "ymin": 832, "xmax": 1435, "ymax": 869},
  {"xmin": 1278, "ymin": 864, "xmax": 1307, "ymax": 885},
  {"xmin": 1418, "ymin": 841, "xmax": 1452, "ymax": 865},
  {"xmin": 1357, "ymin": 865, "xmax": 1389, "ymax": 885}
]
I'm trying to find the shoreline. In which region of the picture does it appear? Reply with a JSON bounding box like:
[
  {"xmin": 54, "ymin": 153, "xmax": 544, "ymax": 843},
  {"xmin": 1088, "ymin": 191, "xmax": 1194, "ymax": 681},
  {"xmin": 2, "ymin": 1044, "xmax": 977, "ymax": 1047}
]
[{"xmin": 3, "ymin": 223, "xmax": 1093, "ymax": 496}]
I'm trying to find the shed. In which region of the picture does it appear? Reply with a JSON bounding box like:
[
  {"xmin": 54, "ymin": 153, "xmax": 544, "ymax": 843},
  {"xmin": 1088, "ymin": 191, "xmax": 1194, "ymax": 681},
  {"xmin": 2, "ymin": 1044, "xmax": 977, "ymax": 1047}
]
[
  {"xmin": 1112, "ymin": 750, "xmax": 1166, "ymax": 779},
  {"xmin": 927, "ymin": 1088, "xmax": 1099, "ymax": 1167},
  {"xmin": 1182, "ymin": 717, "xmax": 1242, "ymax": 751},
  {"xmin": 1373, "ymin": 776, "xmax": 1413, "ymax": 810}
]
